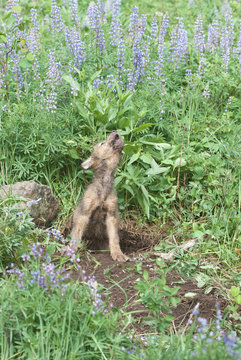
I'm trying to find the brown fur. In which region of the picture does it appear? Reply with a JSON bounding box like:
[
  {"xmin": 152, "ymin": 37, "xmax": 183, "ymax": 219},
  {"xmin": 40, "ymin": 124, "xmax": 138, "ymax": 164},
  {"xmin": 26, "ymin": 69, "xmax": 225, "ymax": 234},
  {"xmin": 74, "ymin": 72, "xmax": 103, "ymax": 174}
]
[{"xmin": 71, "ymin": 131, "xmax": 128, "ymax": 262}]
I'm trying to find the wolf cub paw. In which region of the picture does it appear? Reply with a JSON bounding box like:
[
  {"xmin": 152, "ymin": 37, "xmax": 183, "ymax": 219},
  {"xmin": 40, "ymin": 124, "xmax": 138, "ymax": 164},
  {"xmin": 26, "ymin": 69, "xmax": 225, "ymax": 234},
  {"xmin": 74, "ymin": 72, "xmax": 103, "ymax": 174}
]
[{"xmin": 111, "ymin": 251, "xmax": 128, "ymax": 262}]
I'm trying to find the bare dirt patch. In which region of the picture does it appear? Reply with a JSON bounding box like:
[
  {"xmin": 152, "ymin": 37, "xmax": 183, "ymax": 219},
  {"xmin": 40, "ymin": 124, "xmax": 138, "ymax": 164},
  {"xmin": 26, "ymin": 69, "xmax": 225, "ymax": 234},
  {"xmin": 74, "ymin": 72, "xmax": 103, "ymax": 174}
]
[
  {"xmin": 72, "ymin": 251, "xmax": 227, "ymax": 334},
  {"xmin": 68, "ymin": 219, "xmax": 228, "ymax": 333}
]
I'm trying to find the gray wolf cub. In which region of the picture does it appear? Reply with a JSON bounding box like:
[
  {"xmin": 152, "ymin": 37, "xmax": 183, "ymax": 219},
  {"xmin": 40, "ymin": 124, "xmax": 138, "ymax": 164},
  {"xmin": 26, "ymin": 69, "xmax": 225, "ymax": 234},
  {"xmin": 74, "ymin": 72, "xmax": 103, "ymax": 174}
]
[{"xmin": 71, "ymin": 130, "xmax": 128, "ymax": 262}]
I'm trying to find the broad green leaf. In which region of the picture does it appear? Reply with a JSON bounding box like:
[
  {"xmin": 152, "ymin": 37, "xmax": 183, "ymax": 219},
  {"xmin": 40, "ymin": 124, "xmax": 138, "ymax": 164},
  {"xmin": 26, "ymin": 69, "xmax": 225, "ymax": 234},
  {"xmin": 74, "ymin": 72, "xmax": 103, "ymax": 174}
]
[
  {"xmin": 68, "ymin": 149, "xmax": 79, "ymax": 159},
  {"xmin": 63, "ymin": 75, "xmax": 80, "ymax": 91},
  {"xmin": 174, "ymin": 157, "xmax": 187, "ymax": 168},
  {"xmin": 108, "ymin": 106, "xmax": 118, "ymax": 122},
  {"xmin": 6, "ymin": 16, "xmax": 16, "ymax": 27},
  {"xmin": 128, "ymin": 152, "xmax": 140, "ymax": 165},
  {"xmin": 89, "ymin": 69, "xmax": 102, "ymax": 83},
  {"xmin": 0, "ymin": 35, "xmax": 7, "ymax": 43},
  {"xmin": 124, "ymin": 144, "xmax": 141, "ymax": 156},
  {"xmin": 12, "ymin": 5, "xmax": 21, "ymax": 13},
  {"xmin": 143, "ymin": 270, "xmax": 149, "ymax": 281},
  {"xmin": 133, "ymin": 123, "xmax": 154, "ymax": 134},
  {"xmin": 46, "ymin": 243, "xmax": 56, "ymax": 255},
  {"xmin": 231, "ymin": 286, "xmax": 240, "ymax": 297},
  {"xmin": 119, "ymin": 116, "xmax": 130, "ymax": 129},
  {"xmin": 19, "ymin": 59, "xmax": 32, "ymax": 68},
  {"xmin": 75, "ymin": 100, "xmax": 89, "ymax": 120},
  {"xmin": 235, "ymin": 295, "xmax": 241, "ymax": 304},
  {"xmin": 26, "ymin": 53, "xmax": 35, "ymax": 62},
  {"xmin": 140, "ymin": 153, "xmax": 153, "ymax": 165},
  {"xmin": 146, "ymin": 159, "xmax": 169, "ymax": 176},
  {"xmin": 123, "ymin": 184, "xmax": 135, "ymax": 196}
]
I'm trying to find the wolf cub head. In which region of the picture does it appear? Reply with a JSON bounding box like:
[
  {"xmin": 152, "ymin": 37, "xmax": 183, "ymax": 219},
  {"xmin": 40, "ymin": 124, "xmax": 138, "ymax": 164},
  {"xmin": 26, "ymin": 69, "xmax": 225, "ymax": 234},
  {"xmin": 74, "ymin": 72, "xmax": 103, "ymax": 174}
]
[{"xmin": 82, "ymin": 131, "xmax": 124, "ymax": 171}]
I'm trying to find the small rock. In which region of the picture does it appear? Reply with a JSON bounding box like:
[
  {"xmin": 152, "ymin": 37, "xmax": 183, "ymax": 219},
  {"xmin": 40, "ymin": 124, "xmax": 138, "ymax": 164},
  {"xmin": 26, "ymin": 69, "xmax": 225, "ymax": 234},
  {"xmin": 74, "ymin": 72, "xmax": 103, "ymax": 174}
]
[{"xmin": 0, "ymin": 181, "xmax": 59, "ymax": 227}]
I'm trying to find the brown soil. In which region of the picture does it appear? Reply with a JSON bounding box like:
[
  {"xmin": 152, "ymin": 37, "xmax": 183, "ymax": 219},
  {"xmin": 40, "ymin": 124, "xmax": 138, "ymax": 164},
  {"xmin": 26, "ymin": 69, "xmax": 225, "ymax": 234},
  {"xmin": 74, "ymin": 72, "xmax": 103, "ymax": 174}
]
[{"xmin": 70, "ymin": 220, "xmax": 228, "ymax": 334}]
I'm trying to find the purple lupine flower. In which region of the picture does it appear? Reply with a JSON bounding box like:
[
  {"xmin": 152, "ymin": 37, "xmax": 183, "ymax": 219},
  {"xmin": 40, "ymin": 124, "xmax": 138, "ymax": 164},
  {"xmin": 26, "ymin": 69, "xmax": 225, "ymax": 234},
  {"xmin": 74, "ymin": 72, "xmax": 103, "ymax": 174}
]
[
  {"xmin": 10, "ymin": 50, "xmax": 24, "ymax": 91},
  {"xmin": 169, "ymin": 17, "xmax": 188, "ymax": 69},
  {"xmin": 198, "ymin": 56, "xmax": 206, "ymax": 76},
  {"xmin": 47, "ymin": 228, "xmax": 66, "ymax": 243},
  {"xmin": 38, "ymin": 50, "xmax": 61, "ymax": 113},
  {"xmin": 194, "ymin": 15, "xmax": 205, "ymax": 55},
  {"xmin": 235, "ymin": 21, "xmax": 241, "ymax": 73},
  {"xmin": 137, "ymin": 14, "xmax": 147, "ymax": 41},
  {"xmin": 129, "ymin": 6, "xmax": 139, "ymax": 43},
  {"xmin": 111, "ymin": 0, "xmax": 121, "ymax": 18},
  {"xmin": 237, "ymin": 21, "xmax": 241, "ymax": 54},
  {"xmin": 220, "ymin": 2, "xmax": 233, "ymax": 72},
  {"xmin": 93, "ymin": 76, "xmax": 103, "ymax": 89},
  {"xmin": 65, "ymin": 27, "xmax": 85, "ymax": 69},
  {"xmin": 132, "ymin": 40, "xmax": 145, "ymax": 84},
  {"xmin": 156, "ymin": 12, "xmax": 169, "ymax": 77},
  {"xmin": 223, "ymin": 334, "xmax": 241, "ymax": 360},
  {"xmin": 117, "ymin": 21, "xmax": 125, "ymax": 76},
  {"xmin": 151, "ymin": 17, "xmax": 158, "ymax": 41},
  {"xmin": 206, "ymin": 18, "xmax": 219, "ymax": 53},
  {"xmin": 51, "ymin": 0, "xmax": 64, "ymax": 33},
  {"xmin": 160, "ymin": 12, "xmax": 169, "ymax": 39},
  {"xmin": 203, "ymin": 83, "xmax": 210, "ymax": 99},
  {"xmin": 88, "ymin": 2, "xmax": 106, "ymax": 53},
  {"xmin": 30, "ymin": 8, "xmax": 39, "ymax": 33},
  {"xmin": 143, "ymin": 39, "xmax": 150, "ymax": 72},
  {"xmin": 69, "ymin": 0, "xmax": 79, "ymax": 27},
  {"xmin": 6, "ymin": 0, "xmax": 19, "ymax": 11},
  {"xmin": 97, "ymin": 0, "xmax": 105, "ymax": 24},
  {"xmin": 110, "ymin": 0, "xmax": 121, "ymax": 46},
  {"xmin": 25, "ymin": 9, "xmax": 41, "ymax": 80}
]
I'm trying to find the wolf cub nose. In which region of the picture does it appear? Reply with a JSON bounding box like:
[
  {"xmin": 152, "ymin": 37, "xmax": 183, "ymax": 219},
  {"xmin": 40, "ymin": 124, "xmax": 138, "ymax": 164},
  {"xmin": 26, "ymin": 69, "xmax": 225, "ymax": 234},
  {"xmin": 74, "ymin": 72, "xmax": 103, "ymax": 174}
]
[{"xmin": 115, "ymin": 133, "xmax": 119, "ymax": 139}]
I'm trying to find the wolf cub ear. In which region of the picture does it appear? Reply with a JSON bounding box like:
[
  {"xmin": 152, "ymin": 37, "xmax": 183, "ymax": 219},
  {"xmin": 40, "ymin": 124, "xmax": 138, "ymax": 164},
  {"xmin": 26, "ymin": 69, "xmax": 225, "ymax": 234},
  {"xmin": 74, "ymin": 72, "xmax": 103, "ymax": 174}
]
[{"xmin": 82, "ymin": 157, "xmax": 92, "ymax": 170}]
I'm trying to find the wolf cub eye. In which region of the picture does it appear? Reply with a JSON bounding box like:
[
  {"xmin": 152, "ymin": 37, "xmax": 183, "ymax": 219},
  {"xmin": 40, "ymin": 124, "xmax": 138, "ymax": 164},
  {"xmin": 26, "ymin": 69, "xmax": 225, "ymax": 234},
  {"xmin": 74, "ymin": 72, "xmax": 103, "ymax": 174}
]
[{"xmin": 100, "ymin": 142, "xmax": 104, "ymax": 146}]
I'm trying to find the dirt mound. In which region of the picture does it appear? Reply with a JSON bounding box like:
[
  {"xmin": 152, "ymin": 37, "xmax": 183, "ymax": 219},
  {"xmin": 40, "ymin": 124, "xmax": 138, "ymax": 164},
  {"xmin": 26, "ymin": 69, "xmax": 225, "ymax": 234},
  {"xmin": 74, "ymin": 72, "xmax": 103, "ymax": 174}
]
[{"xmin": 72, "ymin": 252, "xmax": 227, "ymax": 334}]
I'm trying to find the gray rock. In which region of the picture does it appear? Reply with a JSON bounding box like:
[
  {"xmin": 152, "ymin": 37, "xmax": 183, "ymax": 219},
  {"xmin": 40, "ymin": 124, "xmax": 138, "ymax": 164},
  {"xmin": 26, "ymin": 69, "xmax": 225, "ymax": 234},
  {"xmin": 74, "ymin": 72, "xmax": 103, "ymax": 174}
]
[{"xmin": 0, "ymin": 181, "xmax": 59, "ymax": 227}]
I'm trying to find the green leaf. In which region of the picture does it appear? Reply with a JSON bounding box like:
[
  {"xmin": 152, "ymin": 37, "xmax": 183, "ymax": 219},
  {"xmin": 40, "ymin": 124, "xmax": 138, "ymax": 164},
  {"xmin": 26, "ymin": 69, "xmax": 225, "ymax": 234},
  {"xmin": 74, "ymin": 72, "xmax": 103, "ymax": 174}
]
[
  {"xmin": 108, "ymin": 106, "xmax": 118, "ymax": 122},
  {"xmin": 26, "ymin": 53, "xmax": 35, "ymax": 62},
  {"xmin": 46, "ymin": 243, "xmax": 56, "ymax": 255},
  {"xmin": 133, "ymin": 123, "xmax": 154, "ymax": 134},
  {"xmin": 235, "ymin": 295, "xmax": 241, "ymax": 305},
  {"xmin": 123, "ymin": 184, "xmax": 135, "ymax": 196},
  {"xmin": 143, "ymin": 270, "xmax": 149, "ymax": 281},
  {"xmin": 231, "ymin": 286, "xmax": 240, "ymax": 297},
  {"xmin": 128, "ymin": 152, "xmax": 140, "ymax": 165},
  {"xmin": 68, "ymin": 149, "xmax": 79, "ymax": 160},
  {"xmin": 140, "ymin": 153, "xmax": 153, "ymax": 165},
  {"xmin": 192, "ymin": 230, "xmax": 204, "ymax": 239},
  {"xmin": 12, "ymin": 5, "xmax": 21, "ymax": 13},
  {"xmin": 63, "ymin": 75, "xmax": 80, "ymax": 91},
  {"xmin": 0, "ymin": 35, "xmax": 7, "ymax": 43},
  {"xmin": 89, "ymin": 70, "xmax": 102, "ymax": 83},
  {"xmin": 174, "ymin": 157, "xmax": 187, "ymax": 168},
  {"xmin": 124, "ymin": 144, "xmax": 142, "ymax": 156},
  {"xmin": 19, "ymin": 59, "xmax": 32, "ymax": 69},
  {"xmin": 119, "ymin": 117, "xmax": 130, "ymax": 129},
  {"xmin": 75, "ymin": 100, "xmax": 89, "ymax": 120},
  {"xmin": 146, "ymin": 159, "xmax": 169, "ymax": 176},
  {"xmin": 6, "ymin": 16, "xmax": 16, "ymax": 27}
]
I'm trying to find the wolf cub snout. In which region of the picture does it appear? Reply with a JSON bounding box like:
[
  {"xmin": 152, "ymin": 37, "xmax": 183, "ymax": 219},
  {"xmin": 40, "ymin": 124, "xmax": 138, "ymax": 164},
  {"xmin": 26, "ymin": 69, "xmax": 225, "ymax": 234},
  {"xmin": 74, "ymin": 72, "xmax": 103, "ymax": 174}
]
[{"xmin": 71, "ymin": 131, "xmax": 128, "ymax": 262}]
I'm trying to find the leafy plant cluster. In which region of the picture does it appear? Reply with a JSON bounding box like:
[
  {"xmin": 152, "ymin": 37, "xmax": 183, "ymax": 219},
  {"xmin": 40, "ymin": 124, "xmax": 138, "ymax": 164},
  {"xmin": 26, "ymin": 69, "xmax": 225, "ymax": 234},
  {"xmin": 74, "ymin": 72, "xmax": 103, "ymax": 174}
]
[{"xmin": 0, "ymin": 195, "xmax": 34, "ymax": 267}]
